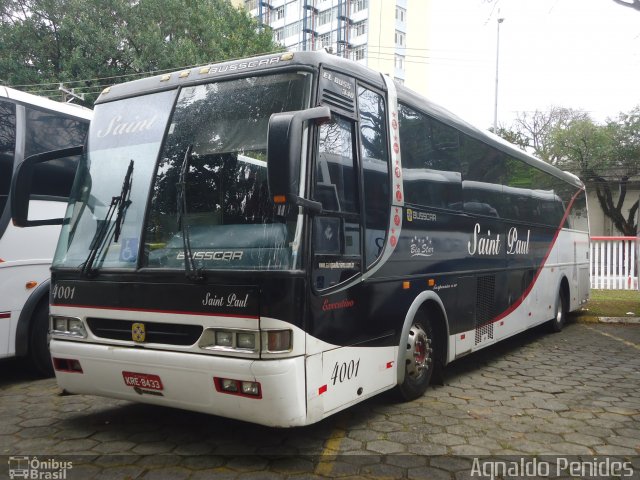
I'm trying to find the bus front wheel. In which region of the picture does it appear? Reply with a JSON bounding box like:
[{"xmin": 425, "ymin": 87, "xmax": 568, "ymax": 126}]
[
  {"xmin": 29, "ymin": 303, "xmax": 54, "ymax": 377},
  {"xmin": 397, "ymin": 318, "xmax": 435, "ymax": 400}
]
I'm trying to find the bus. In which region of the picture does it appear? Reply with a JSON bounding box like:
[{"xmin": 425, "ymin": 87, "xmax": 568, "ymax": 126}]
[
  {"xmin": 11, "ymin": 52, "xmax": 589, "ymax": 425},
  {"xmin": 1, "ymin": 86, "xmax": 91, "ymax": 375}
]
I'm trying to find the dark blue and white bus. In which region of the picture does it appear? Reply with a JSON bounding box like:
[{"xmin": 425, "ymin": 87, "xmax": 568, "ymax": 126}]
[{"xmin": 12, "ymin": 52, "xmax": 589, "ymax": 426}]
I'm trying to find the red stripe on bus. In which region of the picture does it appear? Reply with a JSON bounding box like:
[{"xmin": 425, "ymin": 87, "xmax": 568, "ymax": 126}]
[
  {"xmin": 50, "ymin": 304, "xmax": 259, "ymax": 320},
  {"xmin": 489, "ymin": 189, "xmax": 583, "ymax": 325}
]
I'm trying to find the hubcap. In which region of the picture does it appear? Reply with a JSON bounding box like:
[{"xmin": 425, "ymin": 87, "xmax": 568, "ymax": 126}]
[{"xmin": 406, "ymin": 324, "xmax": 432, "ymax": 379}]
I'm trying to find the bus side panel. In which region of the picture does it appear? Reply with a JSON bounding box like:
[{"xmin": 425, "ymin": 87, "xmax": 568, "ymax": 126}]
[
  {"xmin": 316, "ymin": 345, "xmax": 396, "ymax": 417},
  {"xmin": 0, "ymin": 264, "xmax": 52, "ymax": 358}
]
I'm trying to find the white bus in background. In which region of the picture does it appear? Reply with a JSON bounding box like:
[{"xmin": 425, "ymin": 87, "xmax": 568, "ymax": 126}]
[{"xmin": 0, "ymin": 86, "xmax": 91, "ymax": 375}]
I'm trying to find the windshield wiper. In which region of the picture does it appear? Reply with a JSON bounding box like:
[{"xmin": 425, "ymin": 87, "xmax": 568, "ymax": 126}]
[
  {"xmin": 80, "ymin": 159, "xmax": 134, "ymax": 277},
  {"xmin": 177, "ymin": 145, "xmax": 205, "ymax": 282}
]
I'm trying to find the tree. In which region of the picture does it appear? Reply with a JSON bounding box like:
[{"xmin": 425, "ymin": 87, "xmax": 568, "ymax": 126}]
[
  {"xmin": 0, "ymin": 0, "xmax": 280, "ymax": 105},
  {"xmin": 498, "ymin": 106, "xmax": 639, "ymax": 235},
  {"xmin": 505, "ymin": 107, "xmax": 590, "ymax": 165}
]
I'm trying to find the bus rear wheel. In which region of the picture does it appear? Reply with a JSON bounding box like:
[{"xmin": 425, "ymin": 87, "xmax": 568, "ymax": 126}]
[
  {"xmin": 547, "ymin": 288, "xmax": 567, "ymax": 333},
  {"xmin": 397, "ymin": 318, "xmax": 435, "ymax": 400}
]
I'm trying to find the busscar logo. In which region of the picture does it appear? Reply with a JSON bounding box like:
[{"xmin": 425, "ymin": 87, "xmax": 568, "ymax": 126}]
[{"xmin": 132, "ymin": 323, "xmax": 146, "ymax": 343}]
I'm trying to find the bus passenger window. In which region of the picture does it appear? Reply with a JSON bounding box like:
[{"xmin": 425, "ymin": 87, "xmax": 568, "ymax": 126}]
[
  {"xmin": 398, "ymin": 104, "xmax": 461, "ymax": 211},
  {"xmin": 460, "ymin": 135, "xmax": 505, "ymax": 217}
]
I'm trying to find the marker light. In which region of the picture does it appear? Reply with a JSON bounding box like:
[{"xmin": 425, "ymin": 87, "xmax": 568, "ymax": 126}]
[
  {"xmin": 214, "ymin": 377, "xmax": 262, "ymax": 398},
  {"xmin": 273, "ymin": 195, "xmax": 286, "ymax": 204},
  {"xmin": 53, "ymin": 358, "xmax": 83, "ymax": 373},
  {"xmin": 265, "ymin": 330, "xmax": 292, "ymax": 353}
]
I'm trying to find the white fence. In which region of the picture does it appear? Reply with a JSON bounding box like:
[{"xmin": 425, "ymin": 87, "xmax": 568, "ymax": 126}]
[{"xmin": 590, "ymin": 236, "xmax": 638, "ymax": 290}]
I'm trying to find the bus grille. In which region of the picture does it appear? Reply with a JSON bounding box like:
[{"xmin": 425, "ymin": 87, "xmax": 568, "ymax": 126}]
[
  {"xmin": 475, "ymin": 275, "xmax": 496, "ymax": 345},
  {"xmin": 86, "ymin": 318, "xmax": 203, "ymax": 346},
  {"xmin": 321, "ymin": 90, "xmax": 355, "ymax": 115}
]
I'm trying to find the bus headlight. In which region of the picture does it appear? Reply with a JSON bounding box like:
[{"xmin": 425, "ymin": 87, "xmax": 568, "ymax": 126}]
[
  {"xmin": 199, "ymin": 328, "xmax": 292, "ymax": 354},
  {"xmin": 215, "ymin": 330, "xmax": 233, "ymax": 347},
  {"xmin": 199, "ymin": 329, "xmax": 260, "ymax": 353},
  {"xmin": 236, "ymin": 332, "xmax": 256, "ymax": 350},
  {"xmin": 51, "ymin": 316, "xmax": 87, "ymax": 339}
]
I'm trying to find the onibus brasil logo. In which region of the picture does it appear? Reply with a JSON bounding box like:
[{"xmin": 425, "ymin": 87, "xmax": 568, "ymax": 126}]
[{"xmin": 8, "ymin": 456, "xmax": 72, "ymax": 479}]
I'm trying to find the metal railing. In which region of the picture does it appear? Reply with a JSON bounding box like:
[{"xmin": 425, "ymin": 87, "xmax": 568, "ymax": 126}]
[{"xmin": 590, "ymin": 236, "xmax": 638, "ymax": 290}]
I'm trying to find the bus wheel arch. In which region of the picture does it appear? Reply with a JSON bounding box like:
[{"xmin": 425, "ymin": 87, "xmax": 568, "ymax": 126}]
[
  {"xmin": 396, "ymin": 292, "xmax": 449, "ymax": 400},
  {"xmin": 15, "ymin": 279, "xmax": 53, "ymax": 376}
]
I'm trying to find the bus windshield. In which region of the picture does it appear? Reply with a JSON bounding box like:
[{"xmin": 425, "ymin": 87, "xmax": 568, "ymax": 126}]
[{"xmin": 53, "ymin": 72, "xmax": 312, "ymax": 272}]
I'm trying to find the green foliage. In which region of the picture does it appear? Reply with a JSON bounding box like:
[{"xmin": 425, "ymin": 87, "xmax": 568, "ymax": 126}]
[
  {"xmin": 0, "ymin": 0, "xmax": 280, "ymax": 104},
  {"xmin": 497, "ymin": 106, "xmax": 640, "ymax": 235}
]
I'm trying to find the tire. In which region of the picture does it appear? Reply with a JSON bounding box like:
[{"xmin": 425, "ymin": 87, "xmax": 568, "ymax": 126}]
[
  {"xmin": 28, "ymin": 303, "xmax": 54, "ymax": 377},
  {"xmin": 397, "ymin": 318, "xmax": 435, "ymax": 401},
  {"xmin": 547, "ymin": 288, "xmax": 567, "ymax": 333}
]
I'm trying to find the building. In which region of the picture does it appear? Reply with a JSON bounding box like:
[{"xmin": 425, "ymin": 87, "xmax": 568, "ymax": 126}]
[{"xmin": 232, "ymin": 0, "xmax": 429, "ymax": 94}]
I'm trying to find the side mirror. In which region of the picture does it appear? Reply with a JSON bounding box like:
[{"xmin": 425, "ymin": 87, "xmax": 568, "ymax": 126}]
[
  {"xmin": 267, "ymin": 106, "xmax": 331, "ymax": 213},
  {"xmin": 11, "ymin": 145, "xmax": 83, "ymax": 227}
]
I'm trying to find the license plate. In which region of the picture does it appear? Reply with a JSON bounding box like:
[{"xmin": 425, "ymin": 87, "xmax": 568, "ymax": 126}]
[{"xmin": 122, "ymin": 371, "xmax": 164, "ymax": 391}]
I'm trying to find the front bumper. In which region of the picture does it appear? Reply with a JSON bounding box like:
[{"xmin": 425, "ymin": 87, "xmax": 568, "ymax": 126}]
[{"xmin": 50, "ymin": 339, "xmax": 308, "ymax": 427}]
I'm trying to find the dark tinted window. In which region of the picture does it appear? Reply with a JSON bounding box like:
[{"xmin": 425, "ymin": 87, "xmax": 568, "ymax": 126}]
[
  {"xmin": 314, "ymin": 117, "xmax": 358, "ymax": 213},
  {"xmin": 359, "ymin": 87, "xmax": 389, "ymax": 267},
  {"xmin": 26, "ymin": 107, "xmax": 89, "ymax": 199},
  {"xmin": 398, "ymin": 104, "xmax": 461, "ymax": 209},
  {"xmin": 460, "ymin": 135, "xmax": 505, "ymax": 217},
  {"xmin": 313, "ymin": 116, "xmax": 361, "ymax": 290},
  {"xmin": 0, "ymin": 101, "xmax": 16, "ymax": 213}
]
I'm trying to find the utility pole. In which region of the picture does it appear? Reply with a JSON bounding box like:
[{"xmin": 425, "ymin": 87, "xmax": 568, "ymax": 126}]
[
  {"xmin": 493, "ymin": 16, "xmax": 504, "ymax": 132},
  {"xmin": 59, "ymin": 83, "xmax": 85, "ymax": 103}
]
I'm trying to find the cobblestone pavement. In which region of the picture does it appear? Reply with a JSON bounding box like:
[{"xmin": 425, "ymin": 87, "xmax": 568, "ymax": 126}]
[{"xmin": 0, "ymin": 321, "xmax": 639, "ymax": 479}]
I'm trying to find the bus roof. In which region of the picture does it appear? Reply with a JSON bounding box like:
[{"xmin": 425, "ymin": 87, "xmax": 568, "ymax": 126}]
[
  {"xmin": 93, "ymin": 51, "xmax": 582, "ymax": 189},
  {"xmin": 0, "ymin": 86, "xmax": 93, "ymax": 120}
]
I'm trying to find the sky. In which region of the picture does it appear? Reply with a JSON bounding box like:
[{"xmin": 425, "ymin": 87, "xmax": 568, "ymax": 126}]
[{"xmin": 417, "ymin": 0, "xmax": 640, "ymax": 130}]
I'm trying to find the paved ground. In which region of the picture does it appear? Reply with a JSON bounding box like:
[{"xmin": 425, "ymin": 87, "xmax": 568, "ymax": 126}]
[{"xmin": 0, "ymin": 321, "xmax": 639, "ymax": 479}]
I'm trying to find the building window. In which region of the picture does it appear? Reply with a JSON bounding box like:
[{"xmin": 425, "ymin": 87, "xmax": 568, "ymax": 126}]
[
  {"xmin": 275, "ymin": 5, "xmax": 285, "ymax": 19},
  {"xmin": 319, "ymin": 31, "xmax": 333, "ymax": 48},
  {"xmin": 395, "ymin": 6, "xmax": 406, "ymax": 22},
  {"xmin": 318, "ymin": 7, "xmax": 335, "ymax": 26},
  {"xmin": 351, "ymin": 45, "xmax": 366, "ymax": 61},
  {"xmin": 274, "ymin": 28, "xmax": 284, "ymax": 42},
  {"xmin": 352, "ymin": 20, "xmax": 367, "ymax": 37},
  {"xmin": 284, "ymin": 20, "xmax": 302, "ymax": 38},
  {"xmin": 244, "ymin": 0, "xmax": 258, "ymax": 10},
  {"xmin": 351, "ymin": 0, "xmax": 368, "ymax": 13},
  {"xmin": 395, "ymin": 30, "xmax": 405, "ymax": 47},
  {"xmin": 395, "ymin": 54, "xmax": 404, "ymax": 70}
]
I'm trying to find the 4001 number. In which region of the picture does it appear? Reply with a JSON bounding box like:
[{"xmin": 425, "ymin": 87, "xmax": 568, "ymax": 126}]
[{"xmin": 330, "ymin": 359, "xmax": 360, "ymax": 385}]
